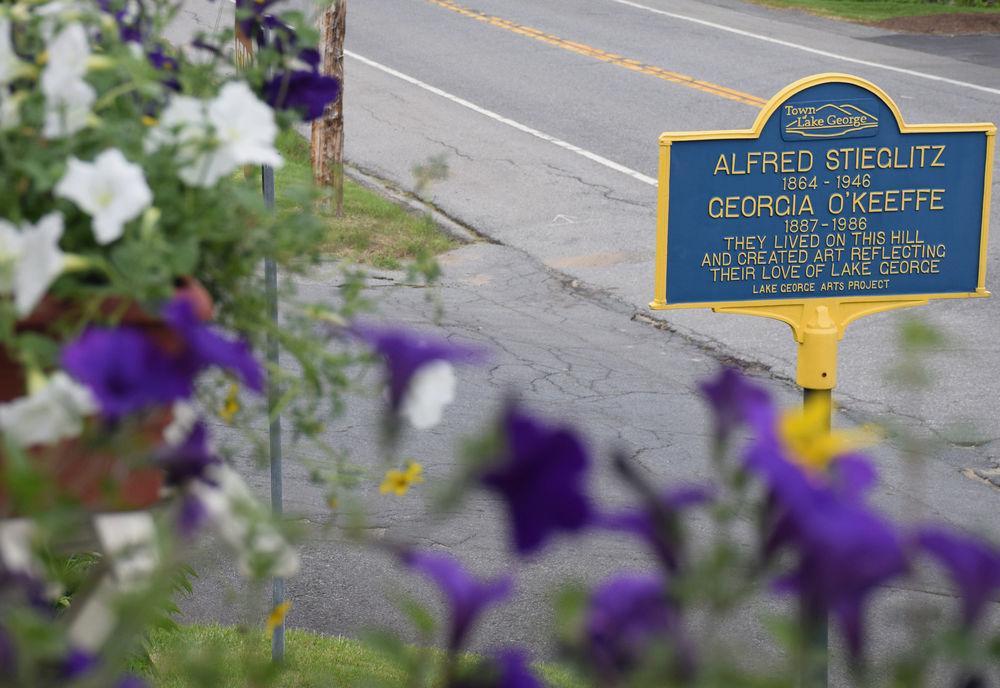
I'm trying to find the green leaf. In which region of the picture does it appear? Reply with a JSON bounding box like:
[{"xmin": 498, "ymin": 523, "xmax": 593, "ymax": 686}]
[{"xmin": 392, "ymin": 592, "xmax": 438, "ymax": 639}]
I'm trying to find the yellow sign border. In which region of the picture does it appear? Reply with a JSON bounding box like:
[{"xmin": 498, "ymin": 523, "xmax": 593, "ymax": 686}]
[{"xmin": 650, "ymin": 72, "xmax": 995, "ymax": 347}]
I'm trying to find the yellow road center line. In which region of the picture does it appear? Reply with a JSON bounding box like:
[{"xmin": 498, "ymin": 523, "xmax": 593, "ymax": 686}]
[{"xmin": 425, "ymin": 0, "xmax": 767, "ymax": 109}]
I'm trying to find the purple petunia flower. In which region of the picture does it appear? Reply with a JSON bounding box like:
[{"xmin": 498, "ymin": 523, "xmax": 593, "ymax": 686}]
[
  {"xmin": 598, "ymin": 485, "xmax": 713, "ymax": 572},
  {"xmin": 354, "ymin": 323, "xmax": 482, "ymax": 430},
  {"xmin": 0, "ymin": 572, "xmax": 53, "ymax": 613},
  {"xmin": 62, "ymin": 298, "xmax": 262, "ymax": 419},
  {"xmin": 0, "ymin": 626, "xmax": 15, "ymax": 678},
  {"xmin": 61, "ymin": 327, "xmax": 177, "ymax": 419},
  {"xmin": 61, "ymin": 648, "xmax": 98, "ymax": 679},
  {"xmin": 155, "ymin": 422, "xmax": 220, "ymax": 486},
  {"xmin": 826, "ymin": 454, "xmax": 878, "ymax": 502},
  {"xmin": 176, "ymin": 492, "xmax": 208, "ymax": 539},
  {"xmin": 401, "ymin": 550, "xmax": 512, "ymax": 651},
  {"xmin": 162, "ymin": 299, "xmax": 263, "ymax": 393},
  {"xmin": 147, "ymin": 46, "xmax": 181, "ymax": 92},
  {"xmin": 745, "ymin": 431, "xmax": 907, "ymax": 657},
  {"xmin": 916, "ymin": 527, "xmax": 1000, "ymax": 627},
  {"xmin": 771, "ymin": 493, "xmax": 907, "ymax": 656},
  {"xmin": 491, "ymin": 649, "xmax": 542, "ymax": 688},
  {"xmin": 115, "ymin": 676, "xmax": 149, "ymax": 688},
  {"xmin": 98, "ymin": 0, "xmax": 149, "ymax": 44},
  {"xmin": 585, "ymin": 574, "xmax": 687, "ymax": 679},
  {"xmin": 452, "ymin": 649, "xmax": 542, "ymax": 688},
  {"xmin": 480, "ymin": 405, "xmax": 592, "ymax": 556},
  {"xmin": 264, "ymin": 69, "xmax": 341, "ymax": 121},
  {"xmin": 706, "ymin": 368, "xmax": 907, "ymax": 657},
  {"xmin": 700, "ymin": 367, "xmax": 773, "ymax": 441},
  {"xmin": 235, "ymin": 0, "xmax": 282, "ymax": 40},
  {"xmin": 297, "ymin": 48, "xmax": 321, "ymax": 69},
  {"xmin": 354, "ymin": 324, "xmax": 481, "ymax": 411},
  {"xmin": 240, "ymin": 10, "xmax": 340, "ymax": 122}
]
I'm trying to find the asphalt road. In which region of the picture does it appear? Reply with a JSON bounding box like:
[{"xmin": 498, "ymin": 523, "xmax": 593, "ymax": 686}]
[
  {"xmin": 168, "ymin": 0, "xmax": 1000, "ymax": 678},
  {"xmin": 335, "ymin": 0, "xmax": 1000, "ymax": 442},
  {"xmin": 182, "ymin": 243, "xmax": 999, "ymax": 683}
]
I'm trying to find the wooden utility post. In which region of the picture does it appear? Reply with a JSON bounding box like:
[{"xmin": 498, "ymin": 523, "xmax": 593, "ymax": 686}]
[{"xmin": 310, "ymin": 0, "xmax": 346, "ymax": 216}]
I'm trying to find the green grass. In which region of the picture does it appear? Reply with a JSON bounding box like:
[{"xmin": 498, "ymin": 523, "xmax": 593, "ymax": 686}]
[
  {"xmin": 144, "ymin": 624, "xmax": 406, "ymax": 687},
  {"xmin": 144, "ymin": 624, "xmax": 577, "ymax": 688},
  {"xmin": 274, "ymin": 131, "xmax": 456, "ymax": 271},
  {"xmin": 746, "ymin": 0, "xmax": 1000, "ymax": 21}
]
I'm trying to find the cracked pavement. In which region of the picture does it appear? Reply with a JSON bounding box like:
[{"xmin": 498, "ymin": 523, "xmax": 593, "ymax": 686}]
[
  {"xmin": 180, "ymin": 242, "xmax": 1000, "ymax": 680},
  {"xmin": 167, "ymin": 0, "xmax": 1000, "ymax": 677},
  {"xmin": 333, "ymin": 0, "xmax": 1000, "ymax": 455}
]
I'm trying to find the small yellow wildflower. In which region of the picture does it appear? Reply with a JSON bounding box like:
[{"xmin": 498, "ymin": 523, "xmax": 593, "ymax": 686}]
[
  {"xmin": 265, "ymin": 601, "xmax": 291, "ymax": 637},
  {"xmin": 141, "ymin": 115, "xmax": 158, "ymax": 127},
  {"xmin": 379, "ymin": 462, "xmax": 424, "ymax": 496},
  {"xmin": 35, "ymin": 50, "xmax": 48, "ymax": 66},
  {"xmin": 778, "ymin": 395, "xmax": 878, "ymax": 472},
  {"xmin": 219, "ymin": 383, "xmax": 240, "ymax": 423}
]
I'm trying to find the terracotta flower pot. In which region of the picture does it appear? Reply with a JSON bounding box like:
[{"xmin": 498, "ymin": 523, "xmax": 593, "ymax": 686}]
[
  {"xmin": 4, "ymin": 410, "xmax": 174, "ymax": 515},
  {"xmin": 0, "ymin": 277, "xmax": 213, "ymax": 403},
  {"xmin": 0, "ymin": 278, "xmax": 214, "ymax": 515}
]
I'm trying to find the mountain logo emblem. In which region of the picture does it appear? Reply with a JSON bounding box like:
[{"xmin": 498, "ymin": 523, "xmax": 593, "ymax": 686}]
[{"xmin": 781, "ymin": 101, "xmax": 879, "ymax": 140}]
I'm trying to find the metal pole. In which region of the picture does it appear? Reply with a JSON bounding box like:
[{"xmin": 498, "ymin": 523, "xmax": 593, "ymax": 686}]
[
  {"xmin": 239, "ymin": 16, "xmax": 286, "ymax": 666},
  {"xmin": 801, "ymin": 386, "xmax": 831, "ymax": 688},
  {"xmin": 262, "ymin": 164, "xmax": 285, "ymax": 662}
]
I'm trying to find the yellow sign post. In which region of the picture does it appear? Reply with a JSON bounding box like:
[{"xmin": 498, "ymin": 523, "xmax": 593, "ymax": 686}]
[{"xmin": 652, "ymin": 73, "xmax": 994, "ymax": 685}]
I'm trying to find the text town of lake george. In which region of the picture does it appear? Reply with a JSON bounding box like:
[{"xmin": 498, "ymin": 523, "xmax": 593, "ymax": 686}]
[{"xmin": 700, "ymin": 142, "xmax": 950, "ymax": 295}]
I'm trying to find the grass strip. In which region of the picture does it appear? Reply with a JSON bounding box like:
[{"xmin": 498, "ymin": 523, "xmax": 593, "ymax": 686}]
[
  {"xmin": 747, "ymin": 0, "xmax": 999, "ymax": 22},
  {"xmin": 144, "ymin": 624, "xmax": 577, "ymax": 687},
  {"xmin": 275, "ymin": 130, "xmax": 456, "ymax": 270}
]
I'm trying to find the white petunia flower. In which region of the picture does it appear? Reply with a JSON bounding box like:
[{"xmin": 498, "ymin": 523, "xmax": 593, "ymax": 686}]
[
  {"xmin": 249, "ymin": 530, "xmax": 299, "ymax": 578},
  {"xmin": 54, "ymin": 149, "xmax": 152, "ymax": 244},
  {"xmin": 34, "ymin": 0, "xmax": 88, "ymax": 17},
  {"xmin": 93, "ymin": 512, "xmax": 159, "ymax": 587},
  {"xmin": 154, "ymin": 96, "xmax": 237, "ymax": 189},
  {"xmin": 207, "ymin": 81, "xmax": 281, "ymax": 169},
  {"xmin": 0, "ymin": 519, "xmax": 37, "ymax": 575},
  {"xmin": 146, "ymin": 96, "xmax": 229, "ymax": 188},
  {"xmin": 190, "ymin": 464, "xmax": 300, "ymax": 578},
  {"xmin": 40, "ymin": 23, "xmax": 90, "ymax": 94},
  {"xmin": 0, "ymin": 213, "xmax": 66, "ymax": 315},
  {"xmin": 42, "ymin": 77, "xmax": 94, "ymax": 138},
  {"xmin": 40, "ymin": 24, "xmax": 93, "ymax": 138},
  {"xmin": 149, "ymin": 83, "xmax": 281, "ymax": 188},
  {"xmin": 0, "ymin": 372, "xmax": 96, "ymax": 447},
  {"xmin": 400, "ymin": 360, "xmax": 457, "ymax": 429},
  {"xmin": 163, "ymin": 400, "xmax": 200, "ymax": 447},
  {"xmin": 0, "ymin": 19, "xmax": 26, "ymax": 86},
  {"xmin": 145, "ymin": 95, "xmax": 205, "ymax": 152},
  {"xmin": 33, "ymin": 1, "xmax": 89, "ymax": 39}
]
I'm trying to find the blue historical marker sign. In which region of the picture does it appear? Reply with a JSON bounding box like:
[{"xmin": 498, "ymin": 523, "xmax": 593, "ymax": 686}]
[{"xmin": 651, "ymin": 74, "xmax": 994, "ymax": 310}]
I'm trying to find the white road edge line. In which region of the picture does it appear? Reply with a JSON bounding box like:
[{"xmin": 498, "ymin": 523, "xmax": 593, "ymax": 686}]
[
  {"xmin": 607, "ymin": 0, "xmax": 1000, "ymax": 98},
  {"xmin": 346, "ymin": 50, "xmax": 659, "ymax": 187}
]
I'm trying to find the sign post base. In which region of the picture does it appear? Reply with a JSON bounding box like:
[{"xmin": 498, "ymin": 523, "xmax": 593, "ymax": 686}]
[{"xmin": 801, "ymin": 385, "xmax": 832, "ymax": 687}]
